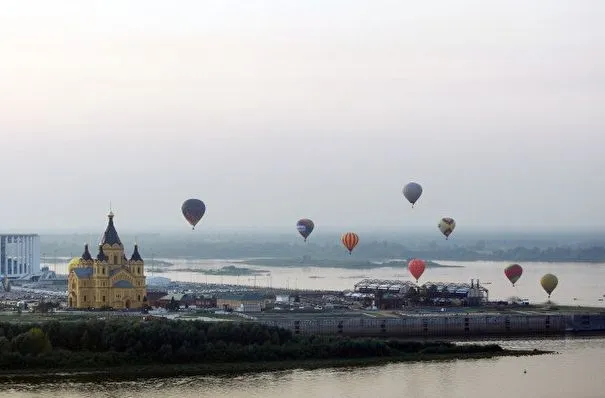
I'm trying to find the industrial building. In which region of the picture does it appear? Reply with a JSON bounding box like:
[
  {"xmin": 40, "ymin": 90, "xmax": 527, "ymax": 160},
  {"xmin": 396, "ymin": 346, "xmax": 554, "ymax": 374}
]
[
  {"xmin": 0, "ymin": 234, "xmax": 40, "ymax": 279},
  {"xmin": 353, "ymin": 278, "xmax": 489, "ymax": 309},
  {"xmin": 354, "ymin": 279, "xmax": 417, "ymax": 295},
  {"xmin": 216, "ymin": 292, "xmax": 274, "ymax": 312}
]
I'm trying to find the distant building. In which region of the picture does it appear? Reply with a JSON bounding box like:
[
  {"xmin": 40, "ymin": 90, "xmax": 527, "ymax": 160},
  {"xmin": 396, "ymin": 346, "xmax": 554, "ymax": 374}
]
[
  {"xmin": 196, "ymin": 295, "xmax": 217, "ymax": 308},
  {"xmin": 33, "ymin": 266, "xmax": 68, "ymax": 288},
  {"xmin": 352, "ymin": 279, "xmax": 489, "ymax": 309},
  {"xmin": 216, "ymin": 292, "xmax": 274, "ymax": 312},
  {"xmin": 0, "ymin": 234, "xmax": 40, "ymax": 279},
  {"xmin": 354, "ymin": 279, "xmax": 417, "ymax": 295},
  {"xmin": 145, "ymin": 290, "xmax": 168, "ymax": 307},
  {"xmin": 67, "ymin": 211, "xmax": 146, "ymax": 309},
  {"xmin": 157, "ymin": 293, "xmax": 196, "ymax": 308}
]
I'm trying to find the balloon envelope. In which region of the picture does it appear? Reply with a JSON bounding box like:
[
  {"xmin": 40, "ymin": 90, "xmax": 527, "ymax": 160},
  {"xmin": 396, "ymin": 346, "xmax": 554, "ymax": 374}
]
[
  {"xmin": 182, "ymin": 199, "xmax": 206, "ymax": 229},
  {"xmin": 68, "ymin": 257, "xmax": 81, "ymax": 273},
  {"xmin": 296, "ymin": 219, "xmax": 315, "ymax": 241},
  {"xmin": 408, "ymin": 258, "xmax": 426, "ymax": 282},
  {"xmin": 438, "ymin": 217, "xmax": 456, "ymax": 239},
  {"xmin": 504, "ymin": 264, "xmax": 523, "ymax": 286},
  {"xmin": 403, "ymin": 182, "xmax": 423, "ymax": 206},
  {"xmin": 540, "ymin": 273, "xmax": 558, "ymax": 296},
  {"xmin": 341, "ymin": 232, "xmax": 359, "ymax": 254}
]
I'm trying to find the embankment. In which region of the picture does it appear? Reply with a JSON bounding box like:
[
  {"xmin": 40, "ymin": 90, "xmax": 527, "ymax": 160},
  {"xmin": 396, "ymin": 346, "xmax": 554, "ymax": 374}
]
[{"xmin": 258, "ymin": 313, "xmax": 605, "ymax": 337}]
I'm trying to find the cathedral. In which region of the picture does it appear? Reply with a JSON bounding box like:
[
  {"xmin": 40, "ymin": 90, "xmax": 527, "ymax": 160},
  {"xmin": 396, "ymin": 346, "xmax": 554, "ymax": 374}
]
[{"xmin": 67, "ymin": 211, "xmax": 146, "ymax": 309}]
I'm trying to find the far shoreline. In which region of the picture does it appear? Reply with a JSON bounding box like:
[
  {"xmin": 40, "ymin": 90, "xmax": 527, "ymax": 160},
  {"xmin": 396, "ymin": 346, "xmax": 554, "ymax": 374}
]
[{"xmin": 233, "ymin": 258, "xmax": 464, "ymax": 269}]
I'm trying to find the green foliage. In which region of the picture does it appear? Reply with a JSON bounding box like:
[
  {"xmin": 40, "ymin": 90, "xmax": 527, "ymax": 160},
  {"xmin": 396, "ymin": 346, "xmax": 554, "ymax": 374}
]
[
  {"xmin": 12, "ymin": 327, "xmax": 52, "ymax": 356},
  {"xmin": 0, "ymin": 318, "xmax": 504, "ymax": 371},
  {"xmin": 34, "ymin": 302, "xmax": 59, "ymax": 314},
  {"xmin": 0, "ymin": 337, "xmax": 11, "ymax": 355}
]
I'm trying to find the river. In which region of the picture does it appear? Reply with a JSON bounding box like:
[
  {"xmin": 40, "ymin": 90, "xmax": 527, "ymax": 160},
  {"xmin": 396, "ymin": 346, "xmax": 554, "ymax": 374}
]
[
  {"xmin": 150, "ymin": 259, "xmax": 605, "ymax": 307},
  {"xmin": 0, "ymin": 336, "xmax": 604, "ymax": 397},
  {"xmin": 26, "ymin": 260, "xmax": 605, "ymax": 396},
  {"xmin": 47, "ymin": 258, "xmax": 605, "ymax": 305}
]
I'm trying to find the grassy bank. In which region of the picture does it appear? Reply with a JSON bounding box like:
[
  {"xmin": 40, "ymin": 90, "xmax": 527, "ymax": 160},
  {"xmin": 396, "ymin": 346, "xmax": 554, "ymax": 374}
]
[{"xmin": 0, "ymin": 348, "xmax": 550, "ymax": 383}]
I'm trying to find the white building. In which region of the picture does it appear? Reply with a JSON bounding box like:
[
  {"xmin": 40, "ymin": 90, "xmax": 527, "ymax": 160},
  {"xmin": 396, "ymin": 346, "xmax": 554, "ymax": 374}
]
[{"xmin": 0, "ymin": 234, "xmax": 41, "ymax": 279}]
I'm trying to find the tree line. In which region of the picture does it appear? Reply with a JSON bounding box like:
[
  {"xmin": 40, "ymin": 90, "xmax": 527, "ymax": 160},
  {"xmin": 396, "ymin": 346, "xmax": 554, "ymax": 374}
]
[{"xmin": 0, "ymin": 318, "xmax": 503, "ymax": 371}]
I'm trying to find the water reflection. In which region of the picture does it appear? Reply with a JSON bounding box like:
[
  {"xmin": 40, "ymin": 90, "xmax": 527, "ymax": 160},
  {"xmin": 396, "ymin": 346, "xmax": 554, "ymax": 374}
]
[{"xmin": 2, "ymin": 337, "xmax": 605, "ymax": 398}]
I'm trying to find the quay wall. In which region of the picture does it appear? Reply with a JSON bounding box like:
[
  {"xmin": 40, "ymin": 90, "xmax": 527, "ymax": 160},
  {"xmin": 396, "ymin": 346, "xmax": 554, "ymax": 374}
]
[{"xmin": 258, "ymin": 313, "xmax": 605, "ymax": 337}]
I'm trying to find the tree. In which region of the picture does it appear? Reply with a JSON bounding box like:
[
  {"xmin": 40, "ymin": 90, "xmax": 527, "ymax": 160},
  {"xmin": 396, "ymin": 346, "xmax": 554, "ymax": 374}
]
[
  {"xmin": 0, "ymin": 337, "xmax": 11, "ymax": 354},
  {"xmin": 166, "ymin": 297, "xmax": 179, "ymax": 312},
  {"xmin": 12, "ymin": 327, "xmax": 52, "ymax": 356}
]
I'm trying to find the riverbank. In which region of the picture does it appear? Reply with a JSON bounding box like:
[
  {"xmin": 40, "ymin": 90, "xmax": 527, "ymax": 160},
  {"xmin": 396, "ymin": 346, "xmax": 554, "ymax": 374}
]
[
  {"xmin": 0, "ymin": 318, "xmax": 552, "ymax": 383},
  {"xmin": 0, "ymin": 348, "xmax": 550, "ymax": 383}
]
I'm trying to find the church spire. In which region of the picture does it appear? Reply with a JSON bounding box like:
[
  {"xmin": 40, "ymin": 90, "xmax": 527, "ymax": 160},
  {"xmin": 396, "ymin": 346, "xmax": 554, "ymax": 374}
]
[
  {"xmin": 81, "ymin": 243, "xmax": 93, "ymax": 261},
  {"xmin": 130, "ymin": 244, "xmax": 143, "ymax": 262},
  {"xmin": 100, "ymin": 210, "xmax": 122, "ymax": 246},
  {"xmin": 96, "ymin": 244, "xmax": 107, "ymax": 262}
]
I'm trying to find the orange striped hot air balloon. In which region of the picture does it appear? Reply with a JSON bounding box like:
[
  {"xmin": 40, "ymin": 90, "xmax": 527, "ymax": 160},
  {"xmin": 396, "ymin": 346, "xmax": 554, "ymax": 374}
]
[{"xmin": 341, "ymin": 232, "xmax": 359, "ymax": 255}]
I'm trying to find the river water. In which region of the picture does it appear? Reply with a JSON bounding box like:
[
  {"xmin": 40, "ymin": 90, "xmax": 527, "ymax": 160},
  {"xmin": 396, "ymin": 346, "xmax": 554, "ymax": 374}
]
[
  {"xmin": 154, "ymin": 259, "xmax": 605, "ymax": 307},
  {"xmin": 48, "ymin": 259, "xmax": 605, "ymax": 306},
  {"xmin": 27, "ymin": 259, "xmax": 604, "ymax": 397},
  {"xmin": 1, "ymin": 336, "xmax": 604, "ymax": 397}
]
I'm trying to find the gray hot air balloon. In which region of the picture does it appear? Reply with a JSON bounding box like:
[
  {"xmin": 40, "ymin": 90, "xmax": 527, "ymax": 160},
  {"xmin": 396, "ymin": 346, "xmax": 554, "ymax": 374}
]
[
  {"xmin": 296, "ymin": 218, "xmax": 315, "ymax": 242},
  {"xmin": 182, "ymin": 199, "xmax": 206, "ymax": 230},
  {"xmin": 403, "ymin": 182, "xmax": 423, "ymax": 208}
]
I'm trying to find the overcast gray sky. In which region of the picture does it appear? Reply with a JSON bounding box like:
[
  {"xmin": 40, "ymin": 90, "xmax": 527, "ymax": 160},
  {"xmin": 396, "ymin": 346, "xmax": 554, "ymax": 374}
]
[{"xmin": 1, "ymin": 0, "xmax": 604, "ymax": 234}]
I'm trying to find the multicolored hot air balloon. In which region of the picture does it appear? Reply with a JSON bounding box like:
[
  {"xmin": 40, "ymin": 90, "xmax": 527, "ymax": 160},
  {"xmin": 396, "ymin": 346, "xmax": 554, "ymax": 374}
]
[
  {"xmin": 403, "ymin": 182, "xmax": 423, "ymax": 208},
  {"xmin": 341, "ymin": 232, "xmax": 359, "ymax": 255},
  {"xmin": 540, "ymin": 273, "xmax": 558, "ymax": 300},
  {"xmin": 438, "ymin": 217, "xmax": 456, "ymax": 239},
  {"xmin": 408, "ymin": 258, "xmax": 426, "ymax": 283},
  {"xmin": 504, "ymin": 264, "xmax": 523, "ymax": 287},
  {"xmin": 296, "ymin": 219, "xmax": 315, "ymax": 242},
  {"xmin": 182, "ymin": 199, "xmax": 206, "ymax": 230}
]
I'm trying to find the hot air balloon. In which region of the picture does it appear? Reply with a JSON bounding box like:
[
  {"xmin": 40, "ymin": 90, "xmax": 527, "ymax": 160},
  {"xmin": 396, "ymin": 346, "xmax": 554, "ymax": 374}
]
[
  {"xmin": 403, "ymin": 182, "xmax": 423, "ymax": 208},
  {"xmin": 408, "ymin": 258, "xmax": 426, "ymax": 283},
  {"xmin": 540, "ymin": 273, "xmax": 558, "ymax": 300},
  {"xmin": 341, "ymin": 232, "xmax": 359, "ymax": 255},
  {"xmin": 438, "ymin": 217, "xmax": 456, "ymax": 239},
  {"xmin": 67, "ymin": 257, "xmax": 81, "ymax": 273},
  {"xmin": 504, "ymin": 264, "xmax": 523, "ymax": 287},
  {"xmin": 296, "ymin": 219, "xmax": 315, "ymax": 242},
  {"xmin": 182, "ymin": 199, "xmax": 206, "ymax": 230}
]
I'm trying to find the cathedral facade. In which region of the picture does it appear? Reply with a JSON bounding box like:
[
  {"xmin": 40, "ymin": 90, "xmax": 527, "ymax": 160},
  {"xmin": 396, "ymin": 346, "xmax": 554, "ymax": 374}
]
[{"xmin": 67, "ymin": 212, "xmax": 146, "ymax": 309}]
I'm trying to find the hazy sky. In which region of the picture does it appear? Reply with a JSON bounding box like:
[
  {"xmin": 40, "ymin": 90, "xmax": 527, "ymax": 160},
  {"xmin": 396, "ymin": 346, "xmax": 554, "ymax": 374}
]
[{"xmin": 1, "ymin": 0, "xmax": 604, "ymax": 234}]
